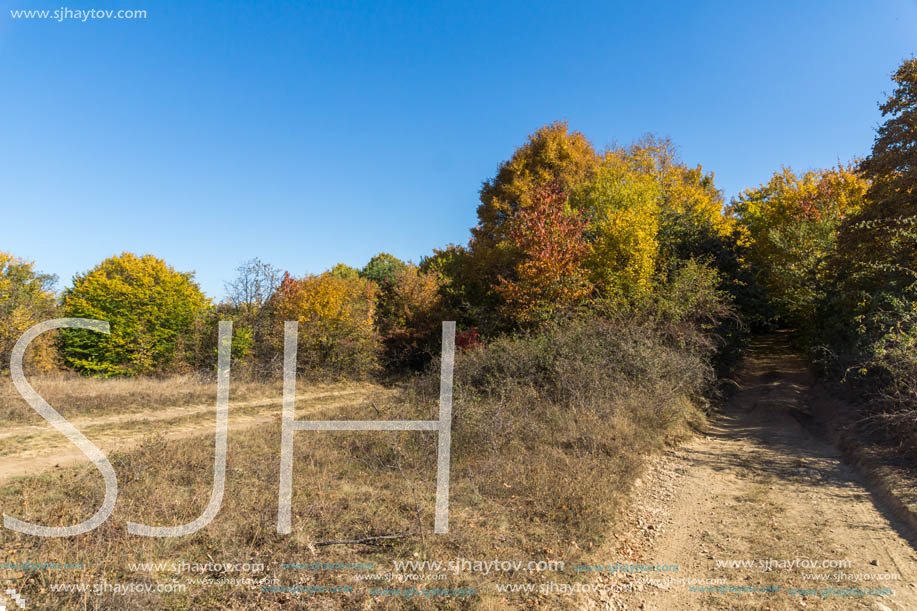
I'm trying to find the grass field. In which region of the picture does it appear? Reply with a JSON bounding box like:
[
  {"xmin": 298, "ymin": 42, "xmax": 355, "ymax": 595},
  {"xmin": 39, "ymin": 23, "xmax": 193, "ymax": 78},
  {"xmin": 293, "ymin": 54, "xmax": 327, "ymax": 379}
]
[{"xmin": 0, "ymin": 319, "xmax": 710, "ymax": 609}]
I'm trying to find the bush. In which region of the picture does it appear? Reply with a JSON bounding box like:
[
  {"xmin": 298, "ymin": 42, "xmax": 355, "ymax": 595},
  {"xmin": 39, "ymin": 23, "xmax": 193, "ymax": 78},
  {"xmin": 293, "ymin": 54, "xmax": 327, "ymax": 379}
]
[
  {"xmin": 407, "ymin": 314, "xmax": 716, "ymax": 543},
  {"xmin": 649, "ymin": 259, "xmax": 743, "ymax": 376},
  {"xmin": 815, "ymin": 276, "xmax": 917, "ymax": 452}
]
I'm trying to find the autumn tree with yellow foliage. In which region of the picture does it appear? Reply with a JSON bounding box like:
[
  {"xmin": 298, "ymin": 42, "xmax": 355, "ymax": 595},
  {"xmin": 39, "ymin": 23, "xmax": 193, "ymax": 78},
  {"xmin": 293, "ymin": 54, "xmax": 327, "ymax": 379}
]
[
  {"xmin": 570, "ymin": 151, "xmax": 661, "ymax": 301},
  {"xmin": 729, "ymin": 166, "xmax": 868, "ymax": 330},
  {"xmin": 266, "ymin": 271, "xmax": 380, "ymax": 377},
  {"xmin": 465, "ymin": 124, "xmax": 738, "ymax": 326},
  {"xmin": 0, "ymin": 252, "xmax": 58, "ymax": 373},
  {"xmin": 470, "ymin": 121, "xmax": 599, "ymax": 301},
  {"xmin": 60, "ymin": 253, "xmax": 211, "ymax": 376}
]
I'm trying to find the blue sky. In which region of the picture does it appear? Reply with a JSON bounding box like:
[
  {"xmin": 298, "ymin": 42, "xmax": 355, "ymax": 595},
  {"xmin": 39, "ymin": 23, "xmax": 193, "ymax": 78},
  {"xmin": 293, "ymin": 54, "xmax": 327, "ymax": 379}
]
[{"xmin": 1, "ymin": 0, "xmax": 915, "ymax": 299}]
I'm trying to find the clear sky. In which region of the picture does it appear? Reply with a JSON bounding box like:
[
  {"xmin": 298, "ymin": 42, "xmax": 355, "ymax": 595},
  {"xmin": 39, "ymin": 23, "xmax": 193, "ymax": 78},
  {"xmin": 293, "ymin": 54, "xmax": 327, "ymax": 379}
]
[{"xmin": 1, "ymin": 0, "xmax": 915, "ymax": 299}]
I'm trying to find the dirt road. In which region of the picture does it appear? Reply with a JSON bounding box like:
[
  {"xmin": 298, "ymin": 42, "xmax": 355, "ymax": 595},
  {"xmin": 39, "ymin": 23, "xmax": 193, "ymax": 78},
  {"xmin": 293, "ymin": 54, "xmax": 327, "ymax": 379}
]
[
  {"xmin": 602, "ymin": 335, "xmax": 917, "ymax": 611},
  {"xmin": 0, "ymin": 386, "xmax": 385, "ymax": 483}
]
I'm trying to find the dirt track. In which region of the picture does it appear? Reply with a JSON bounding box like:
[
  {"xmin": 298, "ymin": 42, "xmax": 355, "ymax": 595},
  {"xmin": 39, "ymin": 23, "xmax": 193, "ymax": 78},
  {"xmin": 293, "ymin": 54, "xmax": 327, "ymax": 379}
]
[
  {"xmin": 600, "ymin": 335, "xmax": 917, "ymax": 610},
  {"xmin": 0, "ymin": 387, "xmax": 383, "ymax": 483}
]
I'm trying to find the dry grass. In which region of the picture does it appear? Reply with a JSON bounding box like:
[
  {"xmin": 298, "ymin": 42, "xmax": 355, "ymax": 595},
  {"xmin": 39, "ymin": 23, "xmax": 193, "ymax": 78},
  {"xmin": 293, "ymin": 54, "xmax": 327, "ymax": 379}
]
[
  {"xmin": 0, "ymin": 317, "xmax": 715, "ymax": 610},
  {"xmin": 0, "ymin": 373, "xmax": 285, "ymax": 424}
]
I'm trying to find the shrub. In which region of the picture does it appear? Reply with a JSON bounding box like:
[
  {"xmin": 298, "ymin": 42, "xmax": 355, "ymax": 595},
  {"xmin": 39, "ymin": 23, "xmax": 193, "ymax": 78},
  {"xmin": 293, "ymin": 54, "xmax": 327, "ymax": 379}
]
[
  {"xmin": 408, "ymin": 313, "xmax": 718, "ymax": 543},
  {"xmin": 649, "ymin": 259, "xmax": 742, "ymax": 376}
]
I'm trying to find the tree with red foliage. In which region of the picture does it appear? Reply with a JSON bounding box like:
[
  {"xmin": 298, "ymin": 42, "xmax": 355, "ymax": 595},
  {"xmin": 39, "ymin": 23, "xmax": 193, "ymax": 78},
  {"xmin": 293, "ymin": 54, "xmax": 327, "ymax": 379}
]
[{"xmin": 496, "ymin": 183, "xmax": 594, "ymax": 325}]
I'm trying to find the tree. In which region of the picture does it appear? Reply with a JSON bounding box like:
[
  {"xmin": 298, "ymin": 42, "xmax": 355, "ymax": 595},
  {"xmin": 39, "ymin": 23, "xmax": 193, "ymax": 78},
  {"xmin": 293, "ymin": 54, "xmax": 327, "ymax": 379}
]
[
  {"xmin": 266, "ymin": 271, "xmax": 380, "ymax": 377},
  {"xmin": 729, "ymin": 166, "xmax": 867, "ymax": 330},
  {"xmin": 358, "ymin": 254, "xmax": 447, "ymax": 367},
  {"xmin": 360, "ymin": 252, "xmax": 410, "ymax": 341},
  {"xmin": 835, "ymin": 58, "xmax": 917, "ymax": 305},
  {"xmin": 420, "ymin": 244, "xmax": 494, "ymax": 334},
  {"xmin": 571, "ymin": 151, "xmax": 661, "ymax": 301},
  {"xmin": 60, "ymin": 253, "xmax": 211, "ymax": 376},
  {"xmin": 0, "ymin": 252, "xmax": 58, "ymax": 373},
  {"xmin": 496, "ymin": 183, "xmax": 593, "ymax": 324},
  {"xmin": 470, "ymin": 122, "xmax": 599, "ymax": 289},
  {"xmin": 468, "ymin": 126, "xmax": 734, "ymax": 315},
  {"xmin": 329, "ymin": 263, "xmax": 360, "ymax": 279},
  {"xmin": 421, "ymin": 245, "xmax": 474, "ymax": 311},
  {"xmin": 224, "ymin": 258, "xmax": 281, "ymax": 319},
  {"xmin": 819, "ymin": 59, "xmax": 917, "ymax": 403},
  {"xmin": 220, "ymin": 258, "xmax": 281, "ymax": 368},
  {"xmin": 360, "ymin": 253, "xmax": 408, "ymax": 289},
  {"xmin": 621, "ymin": 136, "xmax": 733, "ymax": 266},
  {"xmin": 627, "ymin": 137, "xmax": 728, "ymax": 225},
  {"xmin": 380, "ymin": 265, "xmax": 446, "ymax": 368},
  {"xmin": 859, "ymin": 58, "xmax": 917, "ymax": 219}
]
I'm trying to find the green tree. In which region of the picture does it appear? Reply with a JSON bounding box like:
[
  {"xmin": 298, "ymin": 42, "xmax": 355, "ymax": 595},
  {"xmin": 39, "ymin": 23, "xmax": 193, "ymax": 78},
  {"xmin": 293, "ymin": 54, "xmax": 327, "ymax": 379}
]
[
  {"xmin": 360, "ymin": 253, "xmax": 408, "ymax": 288},
  {"xmin": 329, "ymin": 263, "xmax": 360, "ymax": 279},
  {"xmin": 421, "ymin": 245, "xmax": 473, "ymax": 310},
  {"xmin": 360, "ymin": 254, "xmax": 447, "ymax": 367},
  {"xmin": 60, "ymin": 253, "xmax": 211, "ymax": 376},
  {"xmin": 835, "ymin": 58, "xmax": 917, "ymax": 308},
  {"xmin": 420, "ymin": 244, "xmax": 494, "ymax": 333},
  {"xmin": 0, "ymin": 252, "xmax": 58, "ymax": 373},
  {"xmin": 858, "ymin": 58, "xmax": 917, "ymax": 219},
  {"xmin": 360, "ymin": 252, "xmax": 411, "ymax": 344},
  {"xmin": 819, "ymin": 59, "xmax": 917, "ymax": 411}
]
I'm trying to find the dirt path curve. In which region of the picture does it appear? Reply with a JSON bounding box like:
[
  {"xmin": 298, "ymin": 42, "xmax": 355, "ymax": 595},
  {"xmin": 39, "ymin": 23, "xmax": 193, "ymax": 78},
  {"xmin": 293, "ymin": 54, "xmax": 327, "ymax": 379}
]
[
  {"xmin": 0, "ymin": 386, "xmax": 385, "ymax": 483},
  {"xmin": 603, "ymin": 334, "xmax": 917, "ymax": 611}
]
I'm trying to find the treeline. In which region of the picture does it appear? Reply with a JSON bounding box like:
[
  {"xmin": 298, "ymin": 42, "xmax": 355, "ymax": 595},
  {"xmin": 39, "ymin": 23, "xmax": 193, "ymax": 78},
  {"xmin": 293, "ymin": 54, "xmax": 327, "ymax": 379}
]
[
  {"xmin": 0, "ymin": 251, "xmax": 448, "ymax": 378},
  {"xmin": 1, "ymin": 130, "xmax": 745, "ymax": 380},
  {"xmin": 3, "ymin": 60, "xmax": 915, "ymax": 450}
]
